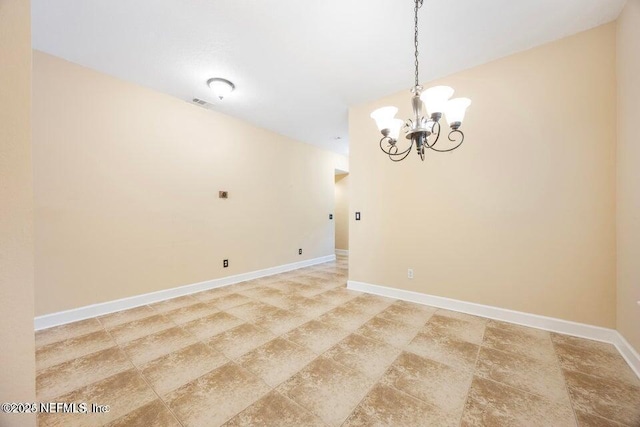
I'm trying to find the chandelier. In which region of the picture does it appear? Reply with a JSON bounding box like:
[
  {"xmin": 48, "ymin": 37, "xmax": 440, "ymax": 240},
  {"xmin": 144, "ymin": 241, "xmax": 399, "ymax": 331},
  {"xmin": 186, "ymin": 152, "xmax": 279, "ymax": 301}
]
[{"xmin": 370, "ymin": 0, "xmax": 471, "ymax": 162}]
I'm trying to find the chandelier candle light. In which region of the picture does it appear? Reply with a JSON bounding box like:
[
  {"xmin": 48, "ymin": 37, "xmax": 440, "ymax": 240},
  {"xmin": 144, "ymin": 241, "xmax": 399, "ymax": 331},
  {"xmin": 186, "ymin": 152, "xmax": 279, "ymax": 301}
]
[{"xmin": 370, "ymin": 0, "xmax": 471, "ymax": 162}]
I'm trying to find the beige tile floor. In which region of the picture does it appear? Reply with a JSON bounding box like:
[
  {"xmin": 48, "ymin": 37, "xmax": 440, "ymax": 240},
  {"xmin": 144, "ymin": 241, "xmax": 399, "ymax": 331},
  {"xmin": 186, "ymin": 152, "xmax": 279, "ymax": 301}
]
[{"xmin": 35, "ymin": 255, "xmax": 640, "ymax": 426}]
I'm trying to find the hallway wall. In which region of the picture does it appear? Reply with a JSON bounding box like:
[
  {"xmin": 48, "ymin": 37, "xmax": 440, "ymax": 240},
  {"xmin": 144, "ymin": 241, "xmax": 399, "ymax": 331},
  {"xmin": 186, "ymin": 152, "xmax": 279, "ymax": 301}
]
[
  {"xmin": 32, "ymin": 51, "xmax": 348, "ymax": 316},
  {"xmin": 616, "ymin": 0, "xmax": 640, "ymax": 353},
  {"xmin": 0, "ymin": 0, "xmax": 36, "ymax": 425}
]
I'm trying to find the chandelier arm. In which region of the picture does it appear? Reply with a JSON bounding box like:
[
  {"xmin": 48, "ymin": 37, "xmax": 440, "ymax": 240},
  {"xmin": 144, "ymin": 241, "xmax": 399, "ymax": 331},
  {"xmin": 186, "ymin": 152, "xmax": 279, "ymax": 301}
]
[
  {"xmin": 424, "ymin": 120, "xmax": 441, "ymax": 148},
  {"xmin": 379, "ymin": 136, "xmax": 412, "ymax": 157},
  {"xmin": 389, "ymin": 140, "xmax": 415, "ymax": 162},
  {"xmin": 428, "ymin": 129, "xmax": 465, "ymax": 152},
  {"xmin": 379, "ymin": 137, "xmax": 393, "ymax": 155}
]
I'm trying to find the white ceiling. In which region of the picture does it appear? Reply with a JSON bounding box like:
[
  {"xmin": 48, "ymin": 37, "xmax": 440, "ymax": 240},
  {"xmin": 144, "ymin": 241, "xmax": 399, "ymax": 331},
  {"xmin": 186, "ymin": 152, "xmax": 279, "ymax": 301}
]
[{"xmin": 32, "ymin": 0, "xmax": 626, "ymax": 155}]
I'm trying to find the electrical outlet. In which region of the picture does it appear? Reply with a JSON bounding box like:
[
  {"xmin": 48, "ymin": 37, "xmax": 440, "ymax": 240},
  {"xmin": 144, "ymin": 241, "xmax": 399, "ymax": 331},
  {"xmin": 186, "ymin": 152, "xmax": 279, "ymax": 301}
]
[
  {"xmin": 408, "ymin": 268, "xmax": 414, "ymax": 279},
  {"xmin": 219, "ymin": 191, "xmax": 228, "ymax": 199},
  {"xmin": 355, "ymin": 212, "xmax": 361, "ymax": 221},
  {"xmin": 298, "ymin": 248, "xmax": 302, "ymax": 255},
  {"xmin": 329, "ymin": 214, "xmax": 333, "ymax": 220},
  {"xmin": 223, "ymin": 259, "xmax": 229, "ymax": 268}
]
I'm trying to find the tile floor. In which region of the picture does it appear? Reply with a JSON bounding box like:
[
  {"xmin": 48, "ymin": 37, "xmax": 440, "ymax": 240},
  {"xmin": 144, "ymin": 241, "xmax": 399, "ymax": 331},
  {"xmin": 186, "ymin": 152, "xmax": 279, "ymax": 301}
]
[{"xmin": 35, "ymin": 255, "xmax": 640, "ymax": 426}]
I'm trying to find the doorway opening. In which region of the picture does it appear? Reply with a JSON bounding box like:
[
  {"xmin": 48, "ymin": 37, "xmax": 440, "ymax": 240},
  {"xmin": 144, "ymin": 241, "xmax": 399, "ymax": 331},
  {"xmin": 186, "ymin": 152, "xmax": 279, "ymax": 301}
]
[{"xmin": 334, "ymin": 169, "xmax": 349, "ymax": 259}]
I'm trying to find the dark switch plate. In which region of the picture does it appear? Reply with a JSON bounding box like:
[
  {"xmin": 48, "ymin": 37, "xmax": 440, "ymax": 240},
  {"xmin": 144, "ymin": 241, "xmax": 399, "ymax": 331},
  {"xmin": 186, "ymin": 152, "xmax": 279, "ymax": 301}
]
[
  {"xmin": 329, "ymin": 214, "xmax": 333, "ymax": 220},
  {"xmin": 223, "ymin": 259, "xmax": 229, "ymax": 268},
  {"xmin": 355, "ymin": 212, "xmax": 361, "ymax": 221},
  {"xmin": 298, "ymin": 248, "xmax": 302, "ymax": 255}
]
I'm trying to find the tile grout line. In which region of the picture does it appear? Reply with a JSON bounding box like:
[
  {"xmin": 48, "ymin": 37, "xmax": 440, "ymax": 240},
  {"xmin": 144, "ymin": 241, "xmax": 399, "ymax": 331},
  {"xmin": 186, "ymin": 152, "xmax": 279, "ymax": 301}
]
[
  {"xmin": 208, "ymin": 269, "xmax": 350, "ymax": 425},
  {"xmin": 477, "ymin": 325, "xmax": 613, "ymax": 420},
  {"xmin": 37, "ymin": 291, "xmax": 433, "ymax": 426},
  {"xmin": 222, "ymin": 288, "xmax": 381, "ymax": 424},
  {"xmin": 474, "ymin": 375, "xmax": 584, "ymax": 412},
  {"xmin": 351, "ymin": 317, "xmax": 421, "ymax": 349},
  {"xmin": 47, "ymin": 260, "xmax": 596, "ymax": 426},
  {"xmin": 36, "ymin": 318, "xmax": 148, "ymax": 399},
  {"xmin": 35, "ymin": 258, "xmax": 636, "ymax": 426},
  {"xmin": 467, "ymin": 323, "xmax": 588, "ymax": 419},
  {"xmin": 217, "ymin": 272, "xmax": 352, "ymax": 425},
  {"xmin": 35, "ymin": 261, "xmax": 348, "ymax": 426},
  {"xmin": 554, "ymin": 339, "xmax": 640, "ymax": 388},
  {"xmin": 558, "ymin": 360, "xmax": 640, "ymax": 387},
  {"xmin": 174, "ymin": 292, "xmax": 289, "ymax": 425},
  {"xmin": 554, "ymin": 354, "xmax": 640, "ymax": 427},
  {"xmin": 202, "ymin": 284, "xmax": 628, "ymax": 427},
  {"xmin": 456, "ymin": 318, "xmax": 488, "ymax": 427},
  {"xmin": 472, "ymin": 342, "xmax": 576, "ymax": 402},
  {"xmin": 353, "ymin": 308, "xmax": 483, "ymax": 416},
  {"xmin": 549, "ymin": 335, "xmax": 580, "ymax": 427},
  {"xmin": 34, "ymin": 330, "xmax": 114, "ymax": 374},
  {"xmin": 227, "ymin": 388, "xmax": 331, "ymax": 427},
  {"xmin": 97, "ymin": 311, "xmax": 188, "ymax": 427},
  {"xmin": 336, "ymin": 312, "xmax": 440, "ymax": 426},
  {"xmin": 369, "ymin": 310, "xmax": 484, "ymax": 375},
  {"xmin": 40, "ymin": 283, "xmax": 522, "ymax": 425},
  {"xmin": 259, "ymin": 349, "xmax": 331, "ymax": 424},
  {"xmin": 34, "ymin": 321, "xmax": 123, "ymax": 423}
]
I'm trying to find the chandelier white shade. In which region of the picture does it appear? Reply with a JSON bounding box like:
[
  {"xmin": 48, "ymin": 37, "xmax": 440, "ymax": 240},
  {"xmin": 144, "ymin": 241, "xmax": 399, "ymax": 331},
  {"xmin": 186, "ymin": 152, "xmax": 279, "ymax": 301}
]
[
  {"xmin": 386, "ymin": 119, "xmax": 405, "ymax": 140},
  {"xmin": 445, "ymin": 97, "xmax": 472, "ymax": 127},
  {"xmin": 369, "ymin": 109, "xmax": 395, "ymax": 133},
  {"xmin": 370, "ymin": 106, "xmax": 398, "ymax": 131},
  {"xmin": 421, "ymin": 85, "xmax": 455, "ymax": 117},
  {"xmin": 371, "ymin": 0, "xmax": 472, "ymax": 162}
]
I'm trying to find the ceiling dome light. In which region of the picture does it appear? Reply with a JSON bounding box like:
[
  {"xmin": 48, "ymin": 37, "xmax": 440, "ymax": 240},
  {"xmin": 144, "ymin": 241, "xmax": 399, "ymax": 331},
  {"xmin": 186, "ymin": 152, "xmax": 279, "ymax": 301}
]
[{"xmin": 207, "ymin": 77, "xmax": 235, "ymax": 100}]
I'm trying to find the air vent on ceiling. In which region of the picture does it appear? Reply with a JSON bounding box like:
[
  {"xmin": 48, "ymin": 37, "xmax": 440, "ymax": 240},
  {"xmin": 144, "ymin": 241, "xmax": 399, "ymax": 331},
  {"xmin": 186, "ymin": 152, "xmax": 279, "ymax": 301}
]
[{"xmin": 191, "ymin": 98, "xmax": 211, "ymax": 108}]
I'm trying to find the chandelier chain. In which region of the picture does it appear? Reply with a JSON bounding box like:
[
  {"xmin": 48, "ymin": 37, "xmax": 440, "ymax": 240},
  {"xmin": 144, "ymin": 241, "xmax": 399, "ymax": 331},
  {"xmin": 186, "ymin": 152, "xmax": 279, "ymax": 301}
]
[{"xmin": 414, "ymin": 0, "xmax": 423, "ymax": 88}]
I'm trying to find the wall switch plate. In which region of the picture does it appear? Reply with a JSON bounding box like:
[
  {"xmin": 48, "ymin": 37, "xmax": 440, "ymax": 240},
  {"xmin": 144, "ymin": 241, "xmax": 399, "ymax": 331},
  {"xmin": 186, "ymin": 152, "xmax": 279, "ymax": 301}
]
[
  {"xmin": 355, "ymin": 212, "xmax": 361, "ymax": 221},
  {"xmin": 408, "ymin": 268, "xmax": 414, "ymax": 279},
  {"xmin": 329, "ymin": 214, "xmax": 333, "ymax": 220},
  {"xmin": 219, "ymin": 191, "xmax": 228, "ymax": 199},
  {"xmin": 223, "ymin": 259, "xmax": 229, "ymax": 268},
  {"xmin": 298, "ymin": 248, "xmax": 302, "ymax": 255}
]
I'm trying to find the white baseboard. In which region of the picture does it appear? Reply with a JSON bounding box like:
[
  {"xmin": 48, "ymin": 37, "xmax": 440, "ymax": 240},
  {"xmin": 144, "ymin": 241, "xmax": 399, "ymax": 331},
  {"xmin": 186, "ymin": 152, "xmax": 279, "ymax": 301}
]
[
  {"xmin": 335, "ymin": 249, "xmax": 349, "ymax": 256},
  {"xmin": 34, "ymin": 254, "xmax": 336, "ymax": 331},
  {"xmin": 347, "ymin": 280, "xmax": 640, "ymax": 379},
  {"xmin": 613, "ymin": 332, "xmax": 640, "ymax": 380}
]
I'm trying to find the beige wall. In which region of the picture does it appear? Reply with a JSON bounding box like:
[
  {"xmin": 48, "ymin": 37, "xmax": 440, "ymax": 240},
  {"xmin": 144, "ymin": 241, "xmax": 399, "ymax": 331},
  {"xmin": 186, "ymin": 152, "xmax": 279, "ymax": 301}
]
[
  {"xmin": 349, "ymin": 23, "xmax": 617, "ymax": 327},
  {"xmin": 33, "ymin": 51, "xmax": 346, "ymax": 316},
  {"xmin": 335, "ymin": 174, "xmax": 350, "ymax": 250},
  {"xmin": 617, "ymin": 0, "xmax": 640, "ymax": 353},
  {"xmin": 0, "ymin": 0, "xmax": 36, "ymax": 425}
]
